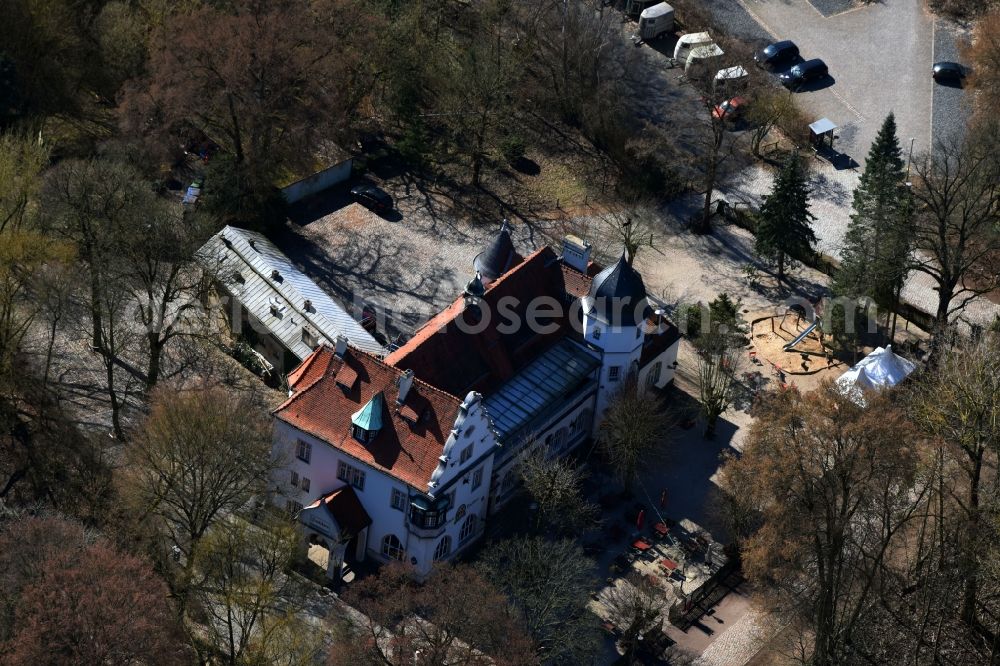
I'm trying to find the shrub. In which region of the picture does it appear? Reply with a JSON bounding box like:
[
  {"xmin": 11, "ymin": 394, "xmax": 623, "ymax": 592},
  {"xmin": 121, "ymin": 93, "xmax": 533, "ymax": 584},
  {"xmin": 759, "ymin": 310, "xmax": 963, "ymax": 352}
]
[{"xmin": 498, "ymin": 134, "xmax": 526, "ymax": 164}]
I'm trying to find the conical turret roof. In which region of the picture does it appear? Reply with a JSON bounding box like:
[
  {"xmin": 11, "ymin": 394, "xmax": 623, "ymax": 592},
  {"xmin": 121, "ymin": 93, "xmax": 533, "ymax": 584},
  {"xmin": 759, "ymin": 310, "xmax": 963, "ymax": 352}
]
[
  {"xmin": 587, "ymin": 251, "xmax": 648, "ymax": 326},
  {"xmin": 474, "ymin": 220, "xmax": 521, "ymax": 282}
]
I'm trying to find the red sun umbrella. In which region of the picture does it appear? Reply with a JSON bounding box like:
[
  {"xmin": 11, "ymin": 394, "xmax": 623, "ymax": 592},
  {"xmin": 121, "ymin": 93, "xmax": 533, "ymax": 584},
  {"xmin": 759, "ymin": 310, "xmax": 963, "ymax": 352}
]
[{"xmin": 636, "ymin": 509, "xmax": 645, "ymax": 530}]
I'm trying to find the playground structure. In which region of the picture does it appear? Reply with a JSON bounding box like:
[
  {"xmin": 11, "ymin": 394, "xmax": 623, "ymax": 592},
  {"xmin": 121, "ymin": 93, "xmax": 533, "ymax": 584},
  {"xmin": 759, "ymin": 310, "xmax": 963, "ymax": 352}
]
[{"xmin": 747, "ymin": 307, "xmax": 841, "ymax": 381}]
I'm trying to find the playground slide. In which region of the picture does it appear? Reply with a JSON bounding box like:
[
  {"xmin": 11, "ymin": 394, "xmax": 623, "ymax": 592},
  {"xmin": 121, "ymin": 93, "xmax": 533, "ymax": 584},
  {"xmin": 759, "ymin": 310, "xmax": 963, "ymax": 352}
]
[{"xmin": 783, "ymin": 322, "xmax": 818, "ymax": 351}]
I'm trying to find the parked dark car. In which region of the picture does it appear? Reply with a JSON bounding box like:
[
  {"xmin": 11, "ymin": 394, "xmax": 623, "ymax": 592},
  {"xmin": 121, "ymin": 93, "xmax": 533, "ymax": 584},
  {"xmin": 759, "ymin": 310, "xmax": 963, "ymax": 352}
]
[
  {"xmin": 754, "ymin": 40, "xmax": 799, "ymax": 68},
  {"xmin": 350, "ymin": 184, "xmax": 393, "ymax": 212},
  {"xmin": 779, "ymin": 58, "xmax": 829, "ymax": 90},
  {"xmin": 932, "ymin": 61, "xmax": 965, "ymax": 83}
]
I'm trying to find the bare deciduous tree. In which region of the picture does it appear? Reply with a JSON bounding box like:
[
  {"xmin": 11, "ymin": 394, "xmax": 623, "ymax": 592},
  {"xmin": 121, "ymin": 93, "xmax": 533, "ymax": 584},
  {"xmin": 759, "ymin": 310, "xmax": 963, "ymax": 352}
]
[
  {"xmin": 909, "ymin": 124, "xmax": 1000, "ymax": 345},
  {"xmin": 479, "ymin": 536, "xmax": 600, "ymax": 664},
  {"xmin": 124, "ymin": 382, "xmax": 275, "ymax": 603},
  {"xmin": 518, "ymin": 447, "xmax": 599, "ymax": 535},
  {"xmin": 718, "ymin": 384, "xmax": 924, "ymax": 666},
  {"xmin": 334, "ymin": 562, "xmax": 538, "ymax": 666},
  {"xmin": 600, "ymin": 573, "xmax": 669, "ymax": 663},
  {"xmin": 597, "ymin": 379, "xmax": 670, "ymax": 494}
]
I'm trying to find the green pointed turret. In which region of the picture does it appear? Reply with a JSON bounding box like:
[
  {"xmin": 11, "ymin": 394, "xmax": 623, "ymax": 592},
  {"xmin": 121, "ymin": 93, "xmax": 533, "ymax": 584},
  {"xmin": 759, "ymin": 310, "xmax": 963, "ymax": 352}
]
[{"xmin": 351, "ymin": 392, "xmax": 385, "ymax": 432}]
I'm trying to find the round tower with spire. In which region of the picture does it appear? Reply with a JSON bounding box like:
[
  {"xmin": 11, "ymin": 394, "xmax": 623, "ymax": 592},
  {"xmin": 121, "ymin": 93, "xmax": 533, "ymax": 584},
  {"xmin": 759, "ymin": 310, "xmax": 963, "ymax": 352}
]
[
  {"xmin": 473, "ymin": 219, "xmax": 521, "ymax": 288},
  {"xmin": 582, "ymin": 249, "xmax": 649, "ymax": 419}
]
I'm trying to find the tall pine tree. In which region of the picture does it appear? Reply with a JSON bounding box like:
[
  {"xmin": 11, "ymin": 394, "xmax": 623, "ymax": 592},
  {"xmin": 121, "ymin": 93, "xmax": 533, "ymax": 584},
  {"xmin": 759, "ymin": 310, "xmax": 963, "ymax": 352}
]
[
  {"xmin": 833, "ymin": 113, "xmax": 912, "ymax": 319},
  {"xmin": 755, "ymin": 152, "xmax": 816, "ymax": 285}
]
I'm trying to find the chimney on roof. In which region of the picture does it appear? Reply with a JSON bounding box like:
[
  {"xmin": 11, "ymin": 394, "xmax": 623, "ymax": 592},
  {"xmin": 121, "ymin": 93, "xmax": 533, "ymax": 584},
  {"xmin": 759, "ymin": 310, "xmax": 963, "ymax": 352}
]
[
  {"xmin": 562, "ymin": 235, "xmax": 592, "ymax": 273},
  {"xmin": 303, "ymin": 299, "xmax": 313, "ymax": 312},
  {"xmin": 248, "ymin": 239, "xmax": 256, "ymax": 250},
  {"xmin": 271, "ymin": 269, "xmax": 281, "ymax": 281},
  {"xmin": 397, "ymin": 369, "xmax": 415, "ymax": 404},
  {"xmin": 335, "ymin": 334, "xmax": 348, "ymax": 357}
]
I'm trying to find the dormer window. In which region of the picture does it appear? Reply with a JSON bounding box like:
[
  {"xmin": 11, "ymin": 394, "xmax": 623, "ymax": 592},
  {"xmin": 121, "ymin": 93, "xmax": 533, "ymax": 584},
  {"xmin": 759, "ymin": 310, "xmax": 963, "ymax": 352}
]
[
  {"xmin": 232, "ymin": 271, "xmax": 245, "ymax": 285},
  {"xmin": 302, "ymin": 327, "xmax": 317, "ymax": 349},
  {"xmin": 351, "ymin": 392, "xmax": 385, "ymax": 445},
  {"xmin": 352, "ymin": 425, "xmax": 375, "ymax": 444}
]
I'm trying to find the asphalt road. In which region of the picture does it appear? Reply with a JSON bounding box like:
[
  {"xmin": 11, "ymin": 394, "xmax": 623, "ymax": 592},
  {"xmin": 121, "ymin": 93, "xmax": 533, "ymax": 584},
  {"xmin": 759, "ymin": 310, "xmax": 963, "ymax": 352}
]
[{"xmin": 695, "ymin": 0, "xmax": 969, "ymax": 164}]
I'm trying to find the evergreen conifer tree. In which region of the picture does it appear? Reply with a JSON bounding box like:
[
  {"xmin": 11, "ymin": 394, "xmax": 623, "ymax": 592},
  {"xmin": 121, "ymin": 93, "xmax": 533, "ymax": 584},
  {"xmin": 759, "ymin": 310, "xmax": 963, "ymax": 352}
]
[
  {"xmin": 755, "ymin": 152, "xmax": 816, "ymax": 285},
  {"xmin": 834, "ymin": 113, "xmax": 911, "ymax": 309}
]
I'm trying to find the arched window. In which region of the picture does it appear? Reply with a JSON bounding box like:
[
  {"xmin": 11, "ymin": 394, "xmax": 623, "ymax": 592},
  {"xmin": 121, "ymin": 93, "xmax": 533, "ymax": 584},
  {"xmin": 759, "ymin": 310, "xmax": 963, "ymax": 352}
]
[
  {"xmin": 381, "ymin": 534, "xmax": 405, "ymax": 561},
  {"xmin": 454, "ymin": 504, "xmax": 467, "ymax": 523},
  {"xmin": 459, "ymin": 514, "xmax": 478, "ymax": 543},
  {"xmin": 434, "ymin": 536, "xmax": 452, "ymax": 560},
  {"xmin": 501, "ymin": 470, "xmax": 516, "ymax": 493},
  {"xmin": 647, "ymin": 362, "xmax": 662, "ymax": 388},
  {"xmin": 552, "ymin": 427, "xmax": 567, "ymax": 452}
]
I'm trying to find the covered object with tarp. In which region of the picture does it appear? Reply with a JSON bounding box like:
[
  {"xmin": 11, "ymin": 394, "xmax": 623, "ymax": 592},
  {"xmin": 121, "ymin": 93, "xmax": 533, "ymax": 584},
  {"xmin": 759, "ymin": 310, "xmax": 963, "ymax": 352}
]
[{"xmin": 836, "ymin": 345, "xmax": 916, "ymax": 404}]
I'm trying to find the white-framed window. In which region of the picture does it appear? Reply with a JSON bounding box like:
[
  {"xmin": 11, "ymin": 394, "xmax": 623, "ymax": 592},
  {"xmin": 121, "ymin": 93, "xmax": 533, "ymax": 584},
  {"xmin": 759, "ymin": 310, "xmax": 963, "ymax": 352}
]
[
  {"xmin": 593, "ymin": 327, "xmax": 602, "ymax": 340},
  {"xmin": 573, "ymin": 409, "xmax": 592, "ymax": 439},
  {"xmin": 381, "ymin": 534, "xmax": 405, "ymax": 561},
  {"xmin": 434, "ymin": 536, "xmax": 452, "ymax": 560},
  {"xmin": 647, "ymin": 362, "xmax": 662, "ymax": 387},
  {"xmin": 501, "ymin": 470, "xmax": 516, "ymax": 493},
  {"xmin": 337, "ymin": 461, "xmax": 366, "ymax": 490},
  {"xmin": 459, "ymin": 514, "xmax": 478, "ymax": 543},
  {"xmin": 609, "ymin": 366, "xmax": 621, "ymax": 382},
  {"xmin": 296, "ymin": 440, "xmax": 312, "ymax": 463},
  {"xmin": 471, "ymin": 467, "xmax": 483, "ymax": 490},
  {"xmin": 445, "ymin": 490, "xmax": 456, "ymax": 512},
  {"xmin": 391, "ymin": 488, "xmax": 406, "ymax": 511},
  {"xmin": 301, "ymin": 477, "xmax": 311, "ymax": 493},
  {"xmin": 552, "ymin": 428, "xmax": 567, "ymax": 452},
  {"xmin": 352, "ymin": 424, "xmax": 375, "ymax": 444},
  {"xmin": 460, "ymin": 444, "xmax": 473, "ymax": 464},
  {"xmin": 290, "ymin": 470, "xmax": 299, "ymax": 487},
  {"xmin": 285, "ymin": 500, "xmax": 303, "ymax": 515}
]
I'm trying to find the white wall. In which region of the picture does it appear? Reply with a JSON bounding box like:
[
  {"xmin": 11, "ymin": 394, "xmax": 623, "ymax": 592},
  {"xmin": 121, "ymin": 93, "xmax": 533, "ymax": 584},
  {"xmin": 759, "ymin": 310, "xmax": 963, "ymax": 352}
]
[
  {"xmin": 271, "ymin": 394, "xmax": 497, "ymax": 577},
  {"xmin": 638, "ymin": 339, "xmax": 680, "ymax": 391},
  {"xmin": 281, "ymin": 159, "xmax": 353, "ymax": 204}
]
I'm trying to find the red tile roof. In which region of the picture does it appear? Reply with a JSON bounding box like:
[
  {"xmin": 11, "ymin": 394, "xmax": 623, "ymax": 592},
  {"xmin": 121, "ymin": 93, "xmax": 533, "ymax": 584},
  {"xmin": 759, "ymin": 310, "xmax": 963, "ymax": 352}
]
[
  {"xmin": 307, "ymin": 485, "xmax": 372, "ymax": 535},
  {"xmin": 385, "ymin": 248, "xmax": 593, "ymax": 396},
  {"xmin": 275, "ymin": 345, "xmax": 461, "ymax": 489}
]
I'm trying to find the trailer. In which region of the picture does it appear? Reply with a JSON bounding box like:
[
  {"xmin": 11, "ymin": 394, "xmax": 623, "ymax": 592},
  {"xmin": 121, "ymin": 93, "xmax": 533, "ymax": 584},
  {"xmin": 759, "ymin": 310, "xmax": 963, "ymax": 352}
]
[
  {"xmin": 673, "ymin": 31, "xmax": 712, "ymax": 63},
  {"xmin": 635, "ymin": 3, "xmax": 675, "ymax": 42},
  {"xmin": 713, "ymin": 65, "xmax": 749, "ymax": 93},
  {"xmin": 684, "ymin": 43, "xmax": 725, "ymax": 79}
]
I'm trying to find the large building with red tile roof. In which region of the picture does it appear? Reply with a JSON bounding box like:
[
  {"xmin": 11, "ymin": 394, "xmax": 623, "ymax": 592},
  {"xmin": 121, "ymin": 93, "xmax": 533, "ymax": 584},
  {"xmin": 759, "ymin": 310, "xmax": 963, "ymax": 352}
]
[{"xmin": 270, "ymin": 226, "xmax": 679, "ymax": 580}]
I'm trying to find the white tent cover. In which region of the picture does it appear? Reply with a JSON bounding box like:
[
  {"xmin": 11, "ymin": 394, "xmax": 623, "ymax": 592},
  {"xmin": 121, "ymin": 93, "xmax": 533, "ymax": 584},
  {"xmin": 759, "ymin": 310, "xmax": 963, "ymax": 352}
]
[{"xmin": 836, "ymin": 345, "xmax": 916, "ymax": 404}]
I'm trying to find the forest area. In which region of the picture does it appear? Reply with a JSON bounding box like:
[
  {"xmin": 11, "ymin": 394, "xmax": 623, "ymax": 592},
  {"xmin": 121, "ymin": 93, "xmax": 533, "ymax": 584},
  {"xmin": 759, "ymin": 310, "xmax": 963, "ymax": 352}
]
[{"xmin": 2, "ymin": 0, "xmax": 1000, "ymax": 665}]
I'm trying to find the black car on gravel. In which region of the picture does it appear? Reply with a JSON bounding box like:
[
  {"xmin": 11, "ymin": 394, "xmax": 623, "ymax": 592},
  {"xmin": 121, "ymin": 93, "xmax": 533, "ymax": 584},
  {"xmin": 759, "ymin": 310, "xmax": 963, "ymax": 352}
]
[
  {"xmin": 350, "ymin": 184, "xmax": 393, "ymax": 212},
  {"xmin": 779, "ymin": 58, "xmax": 829, "ymax": 91},
  {"xmin": 754, "ymin": 40, "xmax": 799, "ymax": 68}
]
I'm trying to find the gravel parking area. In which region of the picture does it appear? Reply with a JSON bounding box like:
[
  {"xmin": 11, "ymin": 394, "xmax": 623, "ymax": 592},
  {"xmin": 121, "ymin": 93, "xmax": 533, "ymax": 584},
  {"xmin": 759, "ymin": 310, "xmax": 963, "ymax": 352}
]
[
  {"xmin": 931, "ymin": 19, "xmax": 973, "ymax": 147},
  {"xmin": 807, "ymin": 0, "xmax": 859, "ymax": 18},
  {"xmin": 700, "ymin": 0, "xmax": 939, "ymax": 162}
]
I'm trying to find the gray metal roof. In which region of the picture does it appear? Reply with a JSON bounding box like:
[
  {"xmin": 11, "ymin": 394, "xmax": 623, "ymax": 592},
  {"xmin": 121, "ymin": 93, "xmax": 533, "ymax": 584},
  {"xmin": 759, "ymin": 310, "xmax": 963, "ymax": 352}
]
[
  {"xmin": 196, "ymin": 226, "xmax": 385, "ymax": 360},
  {"xmin": 484, "ymin": 339, "xmax": 600, "ymax": 445},
  {"xmin": 809, "ymin": 117, "xmax": 837, "ymax": 135}
]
